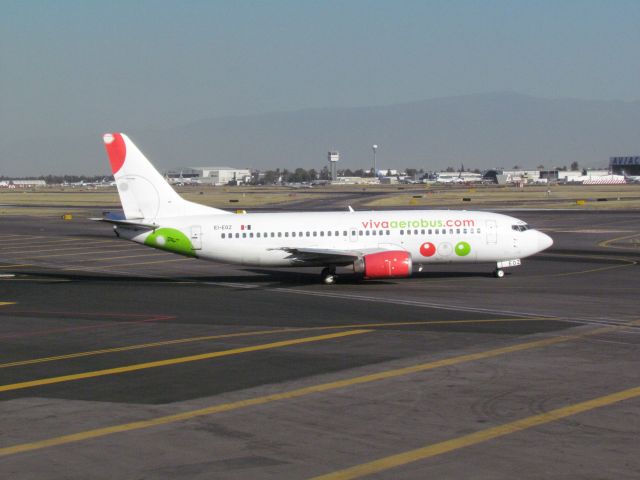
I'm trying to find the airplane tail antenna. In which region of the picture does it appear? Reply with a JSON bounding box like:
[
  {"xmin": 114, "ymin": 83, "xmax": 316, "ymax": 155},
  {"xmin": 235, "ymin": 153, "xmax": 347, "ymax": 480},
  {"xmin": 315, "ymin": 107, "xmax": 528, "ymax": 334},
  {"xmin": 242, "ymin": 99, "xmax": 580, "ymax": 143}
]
[{"xmin": 102, "ymin": 133, "xmax": 229, "ymax": 220}]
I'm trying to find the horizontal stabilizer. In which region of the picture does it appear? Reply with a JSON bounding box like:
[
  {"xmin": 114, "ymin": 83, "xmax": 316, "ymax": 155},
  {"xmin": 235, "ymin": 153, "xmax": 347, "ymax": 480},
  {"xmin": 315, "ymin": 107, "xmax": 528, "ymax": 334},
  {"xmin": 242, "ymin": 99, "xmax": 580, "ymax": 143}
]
[{"xmin": 90, "ymin": 217, "xmax": 158, "ymax": 229}]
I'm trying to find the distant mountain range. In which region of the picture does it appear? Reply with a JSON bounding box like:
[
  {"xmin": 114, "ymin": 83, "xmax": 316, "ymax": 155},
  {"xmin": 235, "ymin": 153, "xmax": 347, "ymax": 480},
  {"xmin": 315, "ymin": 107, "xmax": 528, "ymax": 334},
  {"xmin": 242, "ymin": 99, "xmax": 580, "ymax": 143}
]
[{"xmin": 3, "ymin": 92, "xmax": 639, "ymax": 176}]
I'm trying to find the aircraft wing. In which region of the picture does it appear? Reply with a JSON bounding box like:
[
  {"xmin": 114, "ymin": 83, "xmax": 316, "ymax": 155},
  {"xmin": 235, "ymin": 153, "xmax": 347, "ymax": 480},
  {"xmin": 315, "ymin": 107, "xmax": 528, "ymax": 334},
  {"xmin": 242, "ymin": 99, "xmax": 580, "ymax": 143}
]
[{"xmin": 277, "ymin": 246, "xmax": 398, "ymax": 265}]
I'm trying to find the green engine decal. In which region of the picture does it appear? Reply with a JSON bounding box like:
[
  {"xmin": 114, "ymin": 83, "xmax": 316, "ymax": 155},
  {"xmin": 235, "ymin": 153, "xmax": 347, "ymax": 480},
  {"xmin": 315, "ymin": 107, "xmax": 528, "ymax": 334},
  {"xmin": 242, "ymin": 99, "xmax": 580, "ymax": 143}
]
[
  {"xmin": 144, "ymin": 228, "xmax": 195, "ymax": 257},
  {"xmin": 454, "ymin": 241, "xmax": 471, "ymax": 257}
]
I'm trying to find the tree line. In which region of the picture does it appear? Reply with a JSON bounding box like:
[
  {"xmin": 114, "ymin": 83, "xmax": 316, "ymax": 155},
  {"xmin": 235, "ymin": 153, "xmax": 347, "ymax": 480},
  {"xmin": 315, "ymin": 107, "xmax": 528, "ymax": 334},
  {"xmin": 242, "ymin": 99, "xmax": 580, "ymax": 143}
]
[
  {"xmin": 255, "ymin": 167, "xmax": 427, "ymax": 184},
  {"xmin": 0, "ymin": 174, "xmax": 114, "ymax": 183}
]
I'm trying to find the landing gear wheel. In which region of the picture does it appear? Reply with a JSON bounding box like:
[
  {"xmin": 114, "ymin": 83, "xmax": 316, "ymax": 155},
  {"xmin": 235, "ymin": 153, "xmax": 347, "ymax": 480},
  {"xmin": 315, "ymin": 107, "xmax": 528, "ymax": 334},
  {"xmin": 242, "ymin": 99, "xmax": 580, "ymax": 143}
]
[
  {"xmin": 321, "ymin": 267, "xmax": 337, "ymax": 285},
  {"xmin": 494, "ymin": 269, "xmax": 505, "ymax": 278}
]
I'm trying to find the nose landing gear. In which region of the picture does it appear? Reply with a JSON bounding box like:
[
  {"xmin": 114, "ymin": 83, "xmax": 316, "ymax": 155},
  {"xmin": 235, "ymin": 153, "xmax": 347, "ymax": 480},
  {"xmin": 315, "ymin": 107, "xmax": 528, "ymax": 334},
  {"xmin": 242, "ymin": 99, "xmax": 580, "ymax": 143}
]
[{"xmin": 494, "ymin": 259, "xmax": 521, "ymax": 278}]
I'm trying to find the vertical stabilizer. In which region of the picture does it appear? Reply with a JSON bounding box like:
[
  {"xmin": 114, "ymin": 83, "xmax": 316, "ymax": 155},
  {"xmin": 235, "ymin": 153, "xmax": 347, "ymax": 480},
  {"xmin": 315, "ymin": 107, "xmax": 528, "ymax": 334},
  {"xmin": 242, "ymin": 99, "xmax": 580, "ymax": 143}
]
[{"xmin": 103, "ymin": 133, "xmax": 229, "ymax": 220}]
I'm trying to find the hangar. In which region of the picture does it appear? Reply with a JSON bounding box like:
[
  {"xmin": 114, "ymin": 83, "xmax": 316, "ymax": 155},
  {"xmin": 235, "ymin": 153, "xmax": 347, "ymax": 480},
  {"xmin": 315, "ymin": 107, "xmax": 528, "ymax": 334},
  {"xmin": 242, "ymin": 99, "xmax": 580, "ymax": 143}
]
[
  {"xmin": 610, "ymin": 156, "xmax": 640, "ymax": 176},
  {"xmin": 166, "ymin": 166, "xmax": 252, "ymax": 185}
]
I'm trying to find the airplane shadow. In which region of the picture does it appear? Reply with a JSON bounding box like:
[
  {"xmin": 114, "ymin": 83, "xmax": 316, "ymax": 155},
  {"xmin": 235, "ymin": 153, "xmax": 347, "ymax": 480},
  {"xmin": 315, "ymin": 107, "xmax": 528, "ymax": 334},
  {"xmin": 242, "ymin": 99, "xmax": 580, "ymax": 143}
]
[{"xmin": 6, "ymin": 266, "xmax": 498, "ymax": 286}]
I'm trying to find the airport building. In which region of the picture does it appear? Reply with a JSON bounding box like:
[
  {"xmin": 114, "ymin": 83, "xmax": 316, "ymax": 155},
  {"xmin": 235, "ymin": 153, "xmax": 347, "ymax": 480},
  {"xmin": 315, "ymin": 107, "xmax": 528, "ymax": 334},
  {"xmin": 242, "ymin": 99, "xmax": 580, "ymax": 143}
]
[
  {"xmin": 482, "ymin": 170, "xmax": 539, "ymax": 185},
  {"xmin": 610, "ymin": 156, "xmax": 640, "ymax": 176},
  {"xmin": 331, "ymin": 176, "xmax": 379, "ymax": 185},
  {"xmin": 0, "ymin": 179, "xmax": 47, "ymax": 188},
  {"xmin": 166, "ymin": 166, "xmax": 252, "ymax": 185}
]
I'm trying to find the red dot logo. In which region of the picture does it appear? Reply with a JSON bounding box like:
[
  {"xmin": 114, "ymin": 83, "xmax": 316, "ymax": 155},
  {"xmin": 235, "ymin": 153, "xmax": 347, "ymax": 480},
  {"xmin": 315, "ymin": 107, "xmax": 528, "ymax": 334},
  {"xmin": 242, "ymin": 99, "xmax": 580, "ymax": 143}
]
[
  {"xmin": 103, "ymin": 133, "xmax": 126, "ymax": 175},
  {"xmin": 420, "ymin": 242, "xmax": 436, "ymax": 257}
]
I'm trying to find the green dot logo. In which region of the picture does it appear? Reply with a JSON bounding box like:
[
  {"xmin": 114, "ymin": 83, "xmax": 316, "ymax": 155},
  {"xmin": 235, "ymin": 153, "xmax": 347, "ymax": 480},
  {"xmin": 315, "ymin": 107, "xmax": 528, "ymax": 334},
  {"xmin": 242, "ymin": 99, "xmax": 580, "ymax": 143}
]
[{"xmin": 455, "ymin": 241, "xmax": 471, "ymax": 256}]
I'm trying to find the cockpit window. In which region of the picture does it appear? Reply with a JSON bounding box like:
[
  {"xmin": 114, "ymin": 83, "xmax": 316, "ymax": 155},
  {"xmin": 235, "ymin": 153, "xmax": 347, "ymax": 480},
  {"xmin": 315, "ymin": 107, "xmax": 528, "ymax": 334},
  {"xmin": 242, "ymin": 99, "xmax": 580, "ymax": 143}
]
[{"xmin": 511, "ymin": 224, "xmax": 531, "ymax": 232}]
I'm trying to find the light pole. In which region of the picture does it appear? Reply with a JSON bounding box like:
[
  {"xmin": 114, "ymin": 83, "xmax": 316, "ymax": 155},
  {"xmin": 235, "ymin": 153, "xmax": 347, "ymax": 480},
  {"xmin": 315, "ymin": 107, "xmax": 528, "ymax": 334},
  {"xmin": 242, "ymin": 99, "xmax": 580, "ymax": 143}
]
[{"xmin": 372, "ymin": 144, "xmax": 378, "ymax": 176}]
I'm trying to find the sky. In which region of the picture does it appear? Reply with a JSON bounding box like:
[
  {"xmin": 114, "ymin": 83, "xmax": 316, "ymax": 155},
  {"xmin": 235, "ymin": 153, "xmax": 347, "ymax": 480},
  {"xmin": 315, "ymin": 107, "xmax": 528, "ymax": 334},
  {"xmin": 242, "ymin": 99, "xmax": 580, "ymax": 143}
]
[{"xmin": 1, "ymin": 0, "xmax": 639, "ymax": 173}]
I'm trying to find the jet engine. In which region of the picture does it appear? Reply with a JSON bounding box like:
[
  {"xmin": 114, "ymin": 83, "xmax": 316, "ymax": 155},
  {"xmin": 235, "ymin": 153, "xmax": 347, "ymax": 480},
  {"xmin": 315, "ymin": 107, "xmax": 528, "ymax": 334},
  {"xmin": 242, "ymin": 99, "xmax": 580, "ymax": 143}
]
[{"xmin": 353, "ymin": 251, "xmax": 413, "ymax": 279}]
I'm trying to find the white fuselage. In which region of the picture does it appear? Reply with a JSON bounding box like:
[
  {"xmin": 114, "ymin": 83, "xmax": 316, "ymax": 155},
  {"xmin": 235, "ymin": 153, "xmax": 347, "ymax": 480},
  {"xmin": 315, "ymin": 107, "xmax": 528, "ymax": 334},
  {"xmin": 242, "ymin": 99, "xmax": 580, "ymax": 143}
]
[{"xmin": 118, "ymin": 209, "xmax": 552, "ymax": 269}]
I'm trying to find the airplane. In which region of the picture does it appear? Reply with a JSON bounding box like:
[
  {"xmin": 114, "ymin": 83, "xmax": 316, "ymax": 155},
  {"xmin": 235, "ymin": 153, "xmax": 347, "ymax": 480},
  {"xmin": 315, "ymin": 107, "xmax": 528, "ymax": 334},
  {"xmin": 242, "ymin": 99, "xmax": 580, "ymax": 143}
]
[
  {"xmin": 97, "ymin": 133, "xmax": 553, "ymax": 284},
  {"xmin": 622, "ymin": 170, "xmax": 640, "ymax": 183}
]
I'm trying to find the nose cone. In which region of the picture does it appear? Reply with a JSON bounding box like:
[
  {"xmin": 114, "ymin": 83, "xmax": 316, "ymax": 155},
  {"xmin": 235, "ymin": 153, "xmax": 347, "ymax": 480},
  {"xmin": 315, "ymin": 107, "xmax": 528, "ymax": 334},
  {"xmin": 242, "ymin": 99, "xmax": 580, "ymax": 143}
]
[{"xmin": 537, "ymin": 231, "xmax": 553, "ymax": 252}]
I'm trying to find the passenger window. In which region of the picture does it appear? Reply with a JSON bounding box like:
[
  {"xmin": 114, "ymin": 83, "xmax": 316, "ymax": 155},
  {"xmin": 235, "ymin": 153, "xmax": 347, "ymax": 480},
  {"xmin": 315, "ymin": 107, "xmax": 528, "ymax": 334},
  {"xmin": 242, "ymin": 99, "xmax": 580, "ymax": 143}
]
[
  {"xmin": 313, "ymin": 232, "xmax": 317, "ymax": 237},
  {"xmin": 414, "ymin": 229, "xmax": 418, "ymax": 235},
  {"xmin": 249, "ymin": 233, "xmax": 254, "ymax": 238},
  {"xmin": 365, "ymin": 230, "xmax": 370, "ymax": 236},
  {"xmin": 428, "ymin": 229, "xmax": 432, "ymax": 235},
  {"xmin": 406, "ymin": 230, "xmax": 411, "ymax": 235},
  {"xmin": 306, "ymin": 232, "xmax": 310, "ymax": 237},
  {"xmin": 221, "ymin": 233, "xmax": 225, "ymax": 239},
  {"xmin": 456, "ymin": 229, "xmax": 460, "ymax": 234},
  {"xmin": 327, "ymin": 231, "xmax": 332, "ymax": 236},
  {"xmin": 372, "ymin": 230, "xmax": 376, "ymax": 236},
  {"xmin": 400, "ymin": 230, "xmax": 404, "ymax": 235},
  {"xmin": 242, "ymin": 233, "xmax": 247, "ymax": 238},
  {"xmin": 386, "ymin": 230, "xmax": 390, "ymax": 235},
  {"xmin": 271, "ymin": 232, "xmax": 275, "ymax": 238},
  {"xmin": 335, "ymin": 231, "xmax": 340, "ymax": 236},
  {"xmin": 292, "ymin": 232, "xmax": 296, "ymax": 237},
  {"xmin": 320, "ymin": 231, "xmax": 324, "ymax": 237},
  {"xmin": 421, "ymin": 229, "xmax": 425, "ymax": 234},
  {"xmin": 359, "ymin": 230, "xmax": 363, "ymax": 236},
  {"xmin": 277, "ymin": 232, "xmax": 282, "ymax": 237},
  {"xmin": 344, "ymin": 231, "xmax": 348, "ymax": 236},
  {"xmin": 435, "ymin": 229, "xmax": 439, "ymax": 234}
]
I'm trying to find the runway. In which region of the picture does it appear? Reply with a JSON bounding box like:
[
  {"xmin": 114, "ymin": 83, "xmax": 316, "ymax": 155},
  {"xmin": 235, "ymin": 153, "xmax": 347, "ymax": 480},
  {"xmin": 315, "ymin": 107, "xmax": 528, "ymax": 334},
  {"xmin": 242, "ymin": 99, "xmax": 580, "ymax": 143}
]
[{"xmin": 0, "ymin": 210, "xmax": 639, "ymax": 479}]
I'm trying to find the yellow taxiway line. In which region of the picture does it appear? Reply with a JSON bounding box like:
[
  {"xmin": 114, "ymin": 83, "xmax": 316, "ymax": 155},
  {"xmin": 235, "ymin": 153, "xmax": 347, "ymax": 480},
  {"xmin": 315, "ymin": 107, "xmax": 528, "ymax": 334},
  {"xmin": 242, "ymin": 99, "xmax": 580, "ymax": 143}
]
[
  {"xmin": 84, "ymin": 257, "xmax": 191, "ymax": 268},
  {"xmin": 0, "ymin": 329, "xmax": 370, "ymax": 393},
  {"xmin": 61, "ymin": 257, "xmax": 190, "ymax": 272},
  {"xmin": 310, "ymin": 385, "xmax": 640, "ymax": 480},
  {"xmin": 2, "ymin": 240, "xmax": 130, "ymax": 254},
  {"xmin": 598, "ymin": 232, "xmax": 640, "ymax": 249},
  {"xmin": 0, "ymin": 302, "xmax": 16, "ymax": 307},
  {"xmin": 0, "ymin": 321, "xmax": 630, "ymax": 457},
  {"xmin": 0, "ymin": 238, "xmax": 120, "ymax": 251},
  {"xmin": 0, "ymin": 318, "xmax": 555, "ymax": 369},
  {"xmin": 14, "ymin": 248, "xmax": 142, "ymax": 260},
  {"xmin": 68, "ymin": 252, "xmax": 166, "ymax": 262}
]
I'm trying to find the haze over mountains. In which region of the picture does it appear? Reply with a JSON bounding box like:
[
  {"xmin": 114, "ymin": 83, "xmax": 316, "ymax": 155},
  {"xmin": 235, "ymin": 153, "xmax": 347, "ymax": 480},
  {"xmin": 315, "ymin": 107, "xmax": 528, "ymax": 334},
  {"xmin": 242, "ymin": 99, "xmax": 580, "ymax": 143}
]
[{"xmin": 3, "ymin": 92, "xmax": 639, "ymax": 176}]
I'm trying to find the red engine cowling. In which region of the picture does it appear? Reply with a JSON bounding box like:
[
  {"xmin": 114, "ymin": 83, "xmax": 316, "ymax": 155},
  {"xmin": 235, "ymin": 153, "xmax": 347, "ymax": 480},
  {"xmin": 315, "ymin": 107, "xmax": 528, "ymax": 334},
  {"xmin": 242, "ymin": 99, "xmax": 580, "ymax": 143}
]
[{"xmin": 353, "ymin": 250, "xmax": 413, "ymax": 279}]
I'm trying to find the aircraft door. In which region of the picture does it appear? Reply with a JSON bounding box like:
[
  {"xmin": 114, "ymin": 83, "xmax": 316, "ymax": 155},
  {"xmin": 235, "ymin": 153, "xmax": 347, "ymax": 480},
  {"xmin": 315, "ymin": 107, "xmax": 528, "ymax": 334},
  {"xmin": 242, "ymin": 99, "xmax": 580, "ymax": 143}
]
[
  {"xmin": 485, "ymin": 220, "xmax": 497, "ymax": 244},
  {"xmin": 190, "ymin": 225, "xmax": 202, "ymax": 250}
]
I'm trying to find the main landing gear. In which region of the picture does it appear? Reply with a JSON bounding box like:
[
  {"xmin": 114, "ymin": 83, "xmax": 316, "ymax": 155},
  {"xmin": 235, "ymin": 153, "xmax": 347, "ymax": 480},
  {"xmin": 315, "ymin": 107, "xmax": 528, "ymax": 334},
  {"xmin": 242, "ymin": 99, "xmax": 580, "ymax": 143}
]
[{"xmin": 321, "ymin": 266, "xmax": 337, "ymax": 285}]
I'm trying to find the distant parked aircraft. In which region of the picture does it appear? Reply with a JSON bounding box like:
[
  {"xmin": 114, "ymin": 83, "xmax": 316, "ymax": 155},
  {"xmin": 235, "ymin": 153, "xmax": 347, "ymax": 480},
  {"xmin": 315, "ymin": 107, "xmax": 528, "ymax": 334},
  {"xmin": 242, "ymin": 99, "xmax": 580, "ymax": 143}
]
[{"xmin": 622, "ymin": 170, "xmax": 640, "ymax": 183}]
